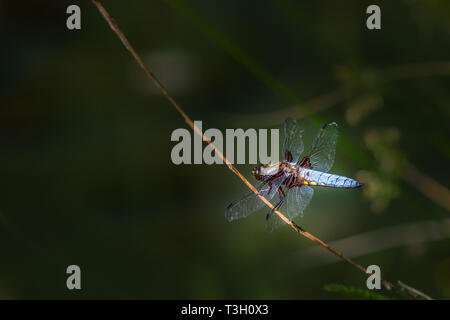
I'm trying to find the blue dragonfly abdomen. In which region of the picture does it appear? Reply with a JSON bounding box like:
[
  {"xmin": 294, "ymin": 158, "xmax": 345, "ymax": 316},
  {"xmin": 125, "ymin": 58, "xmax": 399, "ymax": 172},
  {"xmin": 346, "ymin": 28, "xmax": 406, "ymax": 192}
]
[{"xmin": 298, "ymin": 168, "xmax": 362, "ymax": 189}]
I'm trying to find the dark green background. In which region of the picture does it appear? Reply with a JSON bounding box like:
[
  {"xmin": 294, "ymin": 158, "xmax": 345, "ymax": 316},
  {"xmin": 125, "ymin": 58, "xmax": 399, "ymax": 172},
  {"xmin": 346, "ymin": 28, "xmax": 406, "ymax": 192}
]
[{"xmin": 0, "ymin": 0, "xmax": 449, "ymax": 299}]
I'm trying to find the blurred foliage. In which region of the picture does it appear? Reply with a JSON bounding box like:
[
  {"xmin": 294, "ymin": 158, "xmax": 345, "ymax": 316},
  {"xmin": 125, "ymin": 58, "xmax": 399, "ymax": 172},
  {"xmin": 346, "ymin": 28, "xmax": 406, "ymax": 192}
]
[
  {"xmin": 346, "ymin": 94, "xmax": 383, "ymax": 126},
  {"xmin": 0, "ymin": 0, "xmax": 449, "ymax": 299},
  {"xmin": 357, "ymin": 128, "xmax": 403, "ymax": 213},
  {"xmin": 324, "ymin": 284, "xmax": 390, "ymax": 300}
]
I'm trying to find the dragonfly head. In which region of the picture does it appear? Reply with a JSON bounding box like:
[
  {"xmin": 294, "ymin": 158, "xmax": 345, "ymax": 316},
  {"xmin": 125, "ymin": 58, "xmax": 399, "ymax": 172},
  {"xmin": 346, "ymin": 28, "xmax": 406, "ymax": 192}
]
[{"xmin": 252, "ymin": 165, "xmax": 263, "ymax": 181}]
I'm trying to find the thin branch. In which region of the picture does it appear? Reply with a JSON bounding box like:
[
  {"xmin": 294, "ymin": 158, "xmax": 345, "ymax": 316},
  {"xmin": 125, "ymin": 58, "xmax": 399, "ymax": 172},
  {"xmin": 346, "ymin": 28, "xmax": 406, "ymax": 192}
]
[
  {"xmin": 91, "ymin": 0, "xmax": 429, "ymax": 300},
  {"xmin": 397, "ymin": 281, "xmax": 433, "ymax": 301}
]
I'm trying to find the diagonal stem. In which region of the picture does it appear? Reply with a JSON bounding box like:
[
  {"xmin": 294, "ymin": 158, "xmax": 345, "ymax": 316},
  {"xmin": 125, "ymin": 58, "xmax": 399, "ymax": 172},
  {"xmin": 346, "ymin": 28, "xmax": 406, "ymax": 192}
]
[{"xmin": 91, "ymin": 0, "xmax": 431, "ymax": 300}]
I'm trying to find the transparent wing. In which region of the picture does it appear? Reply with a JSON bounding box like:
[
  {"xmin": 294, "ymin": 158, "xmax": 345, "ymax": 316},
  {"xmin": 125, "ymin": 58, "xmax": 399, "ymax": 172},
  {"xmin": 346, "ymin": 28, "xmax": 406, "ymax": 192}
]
[
  {"xmin": 282, "ymin": 118, "xmax": 304, "ymax": 163},
  {"xmin": 266, "ymin": 185, "xmax": 314, "ymax": 231},
  {"xmin": 225, "ymin": 179, "xmax": 278, "ymax": 222},
  {"xmin": 303, "ymin": 122, "xmax": 338, "ymax": 173}
]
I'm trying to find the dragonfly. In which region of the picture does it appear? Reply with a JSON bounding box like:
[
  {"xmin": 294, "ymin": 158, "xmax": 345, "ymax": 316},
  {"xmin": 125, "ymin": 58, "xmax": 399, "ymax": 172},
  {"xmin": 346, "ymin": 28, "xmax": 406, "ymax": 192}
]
[{"xmin": 225, "ymin": 118, "xmax": 363, "ymax": 231}]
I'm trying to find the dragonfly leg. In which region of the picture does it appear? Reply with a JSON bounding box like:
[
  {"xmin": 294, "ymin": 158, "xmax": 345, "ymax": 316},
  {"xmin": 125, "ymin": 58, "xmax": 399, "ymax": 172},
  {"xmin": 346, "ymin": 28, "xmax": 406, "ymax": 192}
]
[
  {"xmin": 277, "ymin": 186, "xmax": 286, "ymax": 200},
  {"xmin": 266, "ymin": 186, "xmax": 286, "ymax": 220}
]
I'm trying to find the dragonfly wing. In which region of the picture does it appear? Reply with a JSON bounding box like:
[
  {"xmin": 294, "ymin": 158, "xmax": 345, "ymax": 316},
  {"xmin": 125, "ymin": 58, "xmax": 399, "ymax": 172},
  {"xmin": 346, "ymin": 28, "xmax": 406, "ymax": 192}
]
[
  {"xmin": 282, "ymin": 118, "xmax": 304, "ymax": 163},
  {"xmin": 287, "ymin": 185, "xmax": 314, "ymax": 217},
  {"xmin": 266, "ymin": 185, "xmax": 314, "ymax": 231},
  {"xmin": 225, "ymin": 180, "xmax": 277, "ymax": 222},
  {"xmin": 303, "ymin": 122, "xmax": 338, "ymax": 173}
]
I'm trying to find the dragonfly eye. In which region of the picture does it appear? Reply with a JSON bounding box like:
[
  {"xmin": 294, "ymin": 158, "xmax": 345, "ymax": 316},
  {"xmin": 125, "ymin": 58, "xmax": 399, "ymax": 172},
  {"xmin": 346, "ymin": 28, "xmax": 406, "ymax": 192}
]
[{"xmin": 252, "ymin": 166, "xmax": 262, "ymax": 180}]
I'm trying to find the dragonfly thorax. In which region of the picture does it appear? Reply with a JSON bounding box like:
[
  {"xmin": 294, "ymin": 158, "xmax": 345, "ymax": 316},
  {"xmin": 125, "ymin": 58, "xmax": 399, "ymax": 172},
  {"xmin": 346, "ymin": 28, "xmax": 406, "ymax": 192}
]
[
  {"xmin": 252, "ymin": 163, "xmax": 279, "ymax": 180},
  {"xmin": 253, "ymin": 161, "xmax": 298, "ymax": 182}
]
